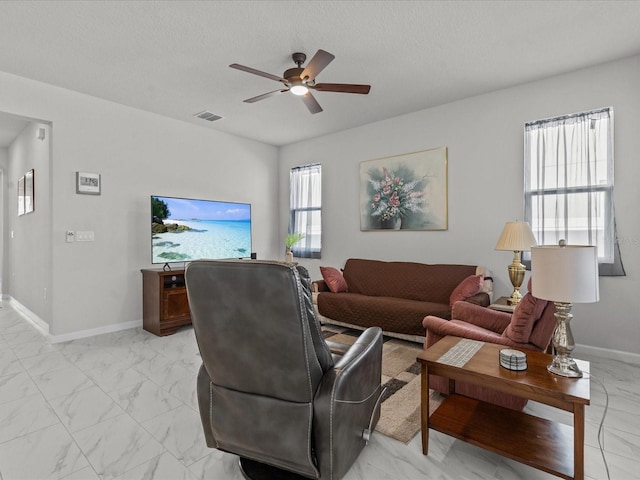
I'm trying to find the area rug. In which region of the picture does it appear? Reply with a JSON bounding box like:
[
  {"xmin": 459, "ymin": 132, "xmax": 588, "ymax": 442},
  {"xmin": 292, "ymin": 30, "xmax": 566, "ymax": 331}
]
[{"xmin": 322, "ymin": 325, "xmax": 444, "ymax": 444}]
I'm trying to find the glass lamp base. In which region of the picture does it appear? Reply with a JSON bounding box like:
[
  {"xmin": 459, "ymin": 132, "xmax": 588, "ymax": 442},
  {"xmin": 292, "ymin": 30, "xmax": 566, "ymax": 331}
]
[{"xmin": 547, "ymin": 355, "xmax": 583, "ymax": 378}]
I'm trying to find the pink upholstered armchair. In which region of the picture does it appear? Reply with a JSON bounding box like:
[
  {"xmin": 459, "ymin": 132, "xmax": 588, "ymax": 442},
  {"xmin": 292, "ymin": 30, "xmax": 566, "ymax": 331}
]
[{"xmin": 422, "ymin": 292, "xmax": 556, "ymax": 410}]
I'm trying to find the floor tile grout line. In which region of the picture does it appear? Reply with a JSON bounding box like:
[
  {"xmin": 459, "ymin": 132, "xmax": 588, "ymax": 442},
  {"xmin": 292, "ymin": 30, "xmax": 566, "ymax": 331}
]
[
  {"xmin": 54, "ymin": 351, "xmax": 173, "ymax": 480},
  {"xmin": 52, "ymin": 331, "xmax": 204, "ymax": 478},
  {"xmin": 19, "ymin": 348, "xmax": 100, "ymax": 480},
  {"xmin": 0, "ymin": 317, "xmax": 177, "ymax": 480}
]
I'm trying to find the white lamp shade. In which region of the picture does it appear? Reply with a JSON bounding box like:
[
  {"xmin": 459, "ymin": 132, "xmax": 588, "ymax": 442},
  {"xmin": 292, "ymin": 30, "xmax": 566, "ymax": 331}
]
[
  {"xmin": 495, "ymin": 221, "xmax": 537, "ymax": 252},
  {"xmin": 531, "ymin": 245, "xmax": 599, "ymax": 303}
]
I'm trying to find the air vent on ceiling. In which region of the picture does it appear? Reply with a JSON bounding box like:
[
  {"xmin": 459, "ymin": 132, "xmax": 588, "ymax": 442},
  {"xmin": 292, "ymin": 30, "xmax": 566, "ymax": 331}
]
[{"xmin": 194, "ymin": 111, "xmax": 223, "ymax": 122}]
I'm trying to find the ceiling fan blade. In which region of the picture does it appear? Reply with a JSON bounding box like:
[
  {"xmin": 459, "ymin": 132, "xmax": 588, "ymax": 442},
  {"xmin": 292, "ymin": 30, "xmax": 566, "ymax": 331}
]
[
  {"xmin": 300, "ymin": 49, "xmax": 335, "ymax": 81},
  {"xmin": 312, "ymin": 83, "xmax": 371, "ymax": 94},
  {"xmin": 301, "ymin": 92, "xmax": 323, "ymax": 114},
  {"xmin": 243, "ymin": 89, "xmax": 288, "ymax": 103},
  {"xmin": 230, "ymin": 63, "xmax": 286, "ymax": 83}
]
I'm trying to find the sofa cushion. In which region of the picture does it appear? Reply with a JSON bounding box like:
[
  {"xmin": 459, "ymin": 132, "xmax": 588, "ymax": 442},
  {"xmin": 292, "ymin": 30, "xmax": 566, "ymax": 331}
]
[
  {"xmin": 342, "ymin": 258, "xmax": 477, "ymax": 305},
  {"xmin": 318, "ymin": 292, "xmax": 450, "ymax": 336},
  {"xmin": 503, "ymin": 293, "xmax": 548, "ymax": 344},
  {"xmin": 320, "ymin": 266, "xmax": 348, "ymax": 293},
  {"xmin": 449, "ymin": 274, "xmax": 484, "ymax": 306}
]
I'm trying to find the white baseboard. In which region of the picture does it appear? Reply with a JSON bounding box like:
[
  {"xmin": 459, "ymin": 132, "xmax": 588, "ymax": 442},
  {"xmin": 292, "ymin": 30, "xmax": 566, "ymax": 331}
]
[
  {"xmin": 3, "ymin": 295, "xmax": 142, "ymax": 344},
  {"xmin": 49, "ymin": 319, "xmax": 142, "ymax": 344},
  {"xmin": 5, "ymin": 296, "xmax": 640, "ymax": 364},
  {"xmin": 6, "ymin": 297, "xmax": 50, "ymax": 336},
  {"xmin": 575, "ymin": 343, "xmax": 640, "ymax": 366}
]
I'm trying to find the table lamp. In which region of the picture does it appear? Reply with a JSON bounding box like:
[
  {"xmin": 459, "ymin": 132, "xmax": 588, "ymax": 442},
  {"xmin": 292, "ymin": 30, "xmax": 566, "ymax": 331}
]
[
  {"xmin": 495, "ymin": 221, "xmax": 537, "ymax": 305},
  {"xmin": 531, "ymin": 242, "xmax": 599, "ymax": 378}
]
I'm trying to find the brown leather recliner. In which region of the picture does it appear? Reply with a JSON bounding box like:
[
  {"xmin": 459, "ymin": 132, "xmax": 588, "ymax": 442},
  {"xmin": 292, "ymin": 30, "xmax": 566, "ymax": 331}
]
[{"xmin": 185, "ymin": 260, "xmax": 384, "ymax": 480}]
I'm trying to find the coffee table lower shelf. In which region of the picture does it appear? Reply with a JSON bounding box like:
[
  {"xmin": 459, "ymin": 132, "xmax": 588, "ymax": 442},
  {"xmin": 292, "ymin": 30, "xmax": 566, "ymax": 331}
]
[{"xmin": 431, "ymin": 394, "xmax": 575, "ymax": 479}]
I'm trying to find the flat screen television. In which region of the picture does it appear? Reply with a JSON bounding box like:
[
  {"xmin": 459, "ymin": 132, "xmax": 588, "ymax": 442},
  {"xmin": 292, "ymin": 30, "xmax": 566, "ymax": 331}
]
[{"xmin": 151, "ymin": 195, "xmax": 252, "ymax": 264}]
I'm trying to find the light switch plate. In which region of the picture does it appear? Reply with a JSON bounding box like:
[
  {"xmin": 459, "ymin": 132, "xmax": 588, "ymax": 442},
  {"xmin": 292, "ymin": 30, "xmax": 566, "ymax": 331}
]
[{"xmin": 76, "ymin": 231, "xmax": 95, "ymax": 242}]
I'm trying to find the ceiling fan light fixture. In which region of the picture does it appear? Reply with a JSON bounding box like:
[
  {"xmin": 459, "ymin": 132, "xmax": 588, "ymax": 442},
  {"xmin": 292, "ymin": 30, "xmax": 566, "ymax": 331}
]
[
  {"xmin": 230, "ymin": 49, "xmax": 371, "ymax": 113},
  {"xmin": 289, "ymin": 83, "xmax": 309, "ymax": 96}
]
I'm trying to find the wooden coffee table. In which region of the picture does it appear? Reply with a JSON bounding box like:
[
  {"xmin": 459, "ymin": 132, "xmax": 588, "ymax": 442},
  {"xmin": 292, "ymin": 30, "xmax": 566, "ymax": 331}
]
[{"xmin": 417, "ymin": 336, "xmax": 590, "ymax": 480}]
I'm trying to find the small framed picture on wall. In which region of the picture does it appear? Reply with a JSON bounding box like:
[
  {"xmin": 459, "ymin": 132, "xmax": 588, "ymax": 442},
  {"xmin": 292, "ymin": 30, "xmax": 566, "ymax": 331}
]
[
  {"xmin": 17, "ymin": 175, "xmax": 25, "ymax": 216},
  {"xmin": 25, "ymin": 169, "xmax": 34, "ymax": 213},
  {"xmin": 76, "ymin": 172, "xmax": 101, "ymax": 195}
]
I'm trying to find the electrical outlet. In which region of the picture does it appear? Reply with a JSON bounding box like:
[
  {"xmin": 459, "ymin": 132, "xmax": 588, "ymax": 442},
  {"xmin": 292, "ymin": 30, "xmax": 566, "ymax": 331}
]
[{"xmin": 66, "ymin": 231, "xmax": 75, "ymax": 243}]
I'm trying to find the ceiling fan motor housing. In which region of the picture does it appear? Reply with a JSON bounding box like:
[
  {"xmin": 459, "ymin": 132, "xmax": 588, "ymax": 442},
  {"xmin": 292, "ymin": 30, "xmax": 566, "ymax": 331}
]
[{"xmin": 283, "ymin": 67, "xmax": 306, "ymax": 86}]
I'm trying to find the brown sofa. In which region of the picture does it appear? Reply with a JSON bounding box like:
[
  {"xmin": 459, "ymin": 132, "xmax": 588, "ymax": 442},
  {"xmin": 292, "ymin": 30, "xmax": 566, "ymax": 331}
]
[{"xmin": 312, "ymin": 258, "xmax": 492, "ymax": 340}]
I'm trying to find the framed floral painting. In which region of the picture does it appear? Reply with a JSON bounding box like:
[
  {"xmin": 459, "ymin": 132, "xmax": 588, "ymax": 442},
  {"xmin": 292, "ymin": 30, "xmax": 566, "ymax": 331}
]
[{"xmin": 360, "ymin": 147, "xmax": 448, "ymax": 231}]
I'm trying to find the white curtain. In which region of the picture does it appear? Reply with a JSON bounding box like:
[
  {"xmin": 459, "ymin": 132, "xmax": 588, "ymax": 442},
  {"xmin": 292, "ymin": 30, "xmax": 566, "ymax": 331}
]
[
  {"xmin": 524, "ymin": 108, "xmax": 614, "ymax": 263},
  {"xmin": 290, "ymin": 164, "xmax": 322, "ymax": 258}
]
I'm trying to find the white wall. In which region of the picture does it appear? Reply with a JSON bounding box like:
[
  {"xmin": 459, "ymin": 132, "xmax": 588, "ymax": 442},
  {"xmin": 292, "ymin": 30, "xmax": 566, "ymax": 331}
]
[
  {"xmin": 0, "ymin": 71, "xmax": 280, "ymax": 337},
  {"xmin": 0, "ymin": 147, "xmax": 7, "ymax": 295},
  {"xmin": 279, "ymin": 55, "xmax": 640, "ymax": 356},
  {"xmin": 7, "ymin": 122, "xmax": 51, "ymax": 324}
]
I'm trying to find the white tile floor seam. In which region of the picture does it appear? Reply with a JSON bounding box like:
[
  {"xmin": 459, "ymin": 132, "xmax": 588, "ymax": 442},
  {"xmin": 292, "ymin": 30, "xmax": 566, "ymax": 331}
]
[{"xmin": 0, "ymin": 301, "xmax": 639, "ymax": 479}]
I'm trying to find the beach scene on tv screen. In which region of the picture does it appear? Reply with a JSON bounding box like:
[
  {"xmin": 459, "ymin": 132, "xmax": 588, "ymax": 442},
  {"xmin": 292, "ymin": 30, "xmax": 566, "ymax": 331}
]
[{"xmin": 151, "ymin": 196, "xmax": 251, "ymax": 263}]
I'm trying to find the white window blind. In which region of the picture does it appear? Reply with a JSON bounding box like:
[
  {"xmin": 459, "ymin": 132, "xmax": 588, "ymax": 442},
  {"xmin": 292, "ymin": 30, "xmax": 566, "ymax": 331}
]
[{"xmin": 289, "ymin": 164, "xmax": 322, "ymax": 258}]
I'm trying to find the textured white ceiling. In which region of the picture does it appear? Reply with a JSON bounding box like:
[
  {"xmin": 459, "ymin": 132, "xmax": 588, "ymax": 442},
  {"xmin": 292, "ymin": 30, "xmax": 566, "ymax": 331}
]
[{"xmin": 1, "ymin": 1, "xmax": 640, "ymax": 146}]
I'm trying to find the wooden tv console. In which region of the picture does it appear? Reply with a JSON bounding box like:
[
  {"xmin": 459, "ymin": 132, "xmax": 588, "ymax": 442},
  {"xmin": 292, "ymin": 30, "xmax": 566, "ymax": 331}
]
[{"xmin": 141, "ymin": 268, "xmax": 191, "ymax": 336}]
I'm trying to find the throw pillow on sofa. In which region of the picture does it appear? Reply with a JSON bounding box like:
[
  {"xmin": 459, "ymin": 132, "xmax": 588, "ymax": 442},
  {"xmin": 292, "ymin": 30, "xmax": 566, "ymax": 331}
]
[
  {"xmin": 320, "ymin": 266, "xmax": 348, "ymax": 293},
  {"xmin": 503, "ymin": 292, "xmax": 548, "ymax": 344},
  {"xmin": 449, "ymin": 274, "xmax": 484, "ymax": 306}
]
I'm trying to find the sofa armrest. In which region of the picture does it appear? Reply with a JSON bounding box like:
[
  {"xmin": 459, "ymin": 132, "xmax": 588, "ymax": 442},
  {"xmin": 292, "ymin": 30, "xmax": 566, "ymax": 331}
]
[
  {"xmin": 423, "ymin": 316, "xmax": 529, "ymax": 349},
  {"xmin": 451, "ymin": 301, "xmax": 512, "ymax": 333},
  {"xmin": 464, "ymin": 291, "xmax": 490, "ymax": 307},
  {"xmin": 312, "ymin": 279, "xmax": 330, "ymax": 293}
]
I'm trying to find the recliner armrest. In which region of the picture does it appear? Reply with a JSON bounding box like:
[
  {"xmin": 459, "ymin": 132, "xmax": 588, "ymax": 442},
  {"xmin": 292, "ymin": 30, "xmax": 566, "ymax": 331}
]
[
  {"xmin": 329, "ymin": 327, "xmax": 383, "ymax": 400},
  {"xmin": 325, "ymin": 340, "xmax": 351, "ymax": 356},
  {"xmin": 313, "ymin": 327, "xmax": 383, "ymax": 480},
  {"xmin": 451, "ymin": 301, "xmax": 512, "ymax": 333}
]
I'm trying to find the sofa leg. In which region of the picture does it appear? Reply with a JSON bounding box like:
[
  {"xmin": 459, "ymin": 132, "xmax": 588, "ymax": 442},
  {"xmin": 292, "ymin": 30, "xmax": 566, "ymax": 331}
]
[{"xmin": 239, "ymin": 457, "xmax": 313, "ymax": 480}]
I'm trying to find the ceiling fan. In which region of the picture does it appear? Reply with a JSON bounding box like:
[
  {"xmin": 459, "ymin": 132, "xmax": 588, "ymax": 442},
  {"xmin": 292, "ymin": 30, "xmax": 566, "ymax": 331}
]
[{"xmin": 230, "ymin": 49, "xmax": 371, "ymax": 114}]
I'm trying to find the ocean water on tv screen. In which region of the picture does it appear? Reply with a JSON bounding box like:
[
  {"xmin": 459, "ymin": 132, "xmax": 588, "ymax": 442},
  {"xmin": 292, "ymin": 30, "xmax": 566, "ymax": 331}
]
[{"xmin": 152, "ymin": 219, "xmax": 251, "ymax": 263}]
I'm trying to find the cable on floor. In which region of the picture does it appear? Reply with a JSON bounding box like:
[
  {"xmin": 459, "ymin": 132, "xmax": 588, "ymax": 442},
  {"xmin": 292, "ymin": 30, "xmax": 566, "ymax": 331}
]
[{"xmin": 584, "ymin": 371, "xmax": 610, "ymax": 480}]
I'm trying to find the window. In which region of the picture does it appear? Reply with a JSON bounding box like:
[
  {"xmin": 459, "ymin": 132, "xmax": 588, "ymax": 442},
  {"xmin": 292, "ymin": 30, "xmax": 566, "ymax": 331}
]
[
  {"xmin": 289, "ymin": 164, "xmax": 321, "ymax": 258},
  {"xmin": 524, "ymin": 107, "xmax": 619, "ymax": 268}
]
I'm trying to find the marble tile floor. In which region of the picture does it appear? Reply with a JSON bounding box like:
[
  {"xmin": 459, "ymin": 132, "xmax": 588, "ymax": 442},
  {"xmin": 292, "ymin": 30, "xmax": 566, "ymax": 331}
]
[{"xmin": 0, "ymin": 302, "xmax": 639, "ymax": 480}]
